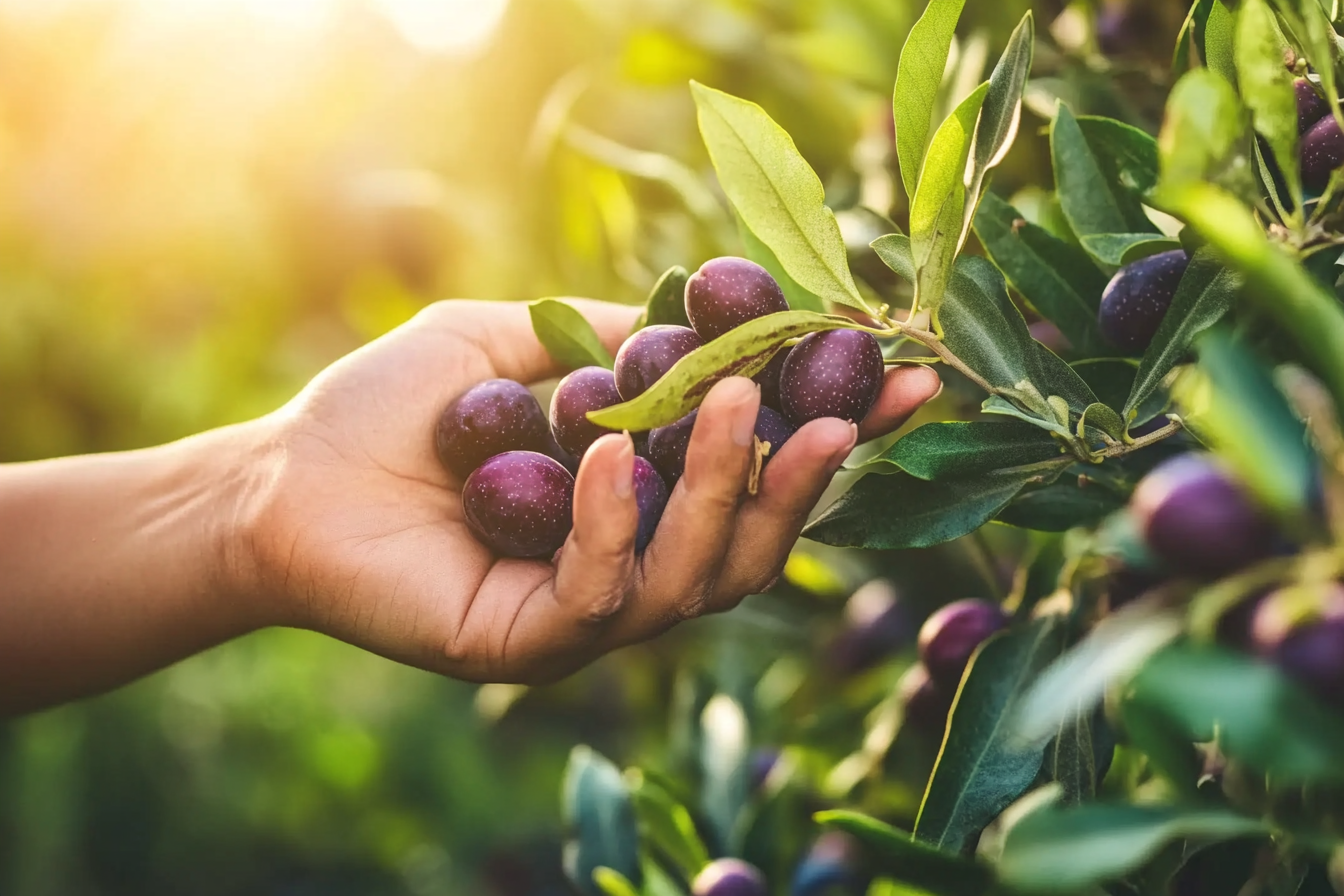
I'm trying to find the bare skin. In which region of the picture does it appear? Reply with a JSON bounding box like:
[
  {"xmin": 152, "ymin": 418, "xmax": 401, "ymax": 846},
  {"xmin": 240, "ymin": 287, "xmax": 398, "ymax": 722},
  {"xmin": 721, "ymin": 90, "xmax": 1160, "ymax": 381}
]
[{"xmin": 0, "ymin": 298, "xmax": 941, "ymax": 716}]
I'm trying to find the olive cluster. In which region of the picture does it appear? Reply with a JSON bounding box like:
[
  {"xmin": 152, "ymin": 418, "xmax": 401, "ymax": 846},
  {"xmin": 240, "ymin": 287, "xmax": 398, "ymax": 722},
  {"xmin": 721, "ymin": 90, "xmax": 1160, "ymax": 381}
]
[
  {"xmin": 1121, "ymin": 453, "xmax": 1344, "ymax": 710},
  {"xmin": 436, "ymin": 257, "xmax": 886, "ymax": 559}
]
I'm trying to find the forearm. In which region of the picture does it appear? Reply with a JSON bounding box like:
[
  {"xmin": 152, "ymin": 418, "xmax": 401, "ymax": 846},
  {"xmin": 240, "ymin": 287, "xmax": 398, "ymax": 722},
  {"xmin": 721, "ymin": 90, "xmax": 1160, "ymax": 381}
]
[{"xmin": 0, "ymin": 423, "xmax": 271, "ymax": 716}]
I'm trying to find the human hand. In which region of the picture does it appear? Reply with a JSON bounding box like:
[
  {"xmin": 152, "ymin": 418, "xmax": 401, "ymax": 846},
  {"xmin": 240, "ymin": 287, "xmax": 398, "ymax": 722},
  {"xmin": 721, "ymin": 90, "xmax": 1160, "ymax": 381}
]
[{"xmin": 238, "ymin": 299, "xmax": 941, "ymax": 684}]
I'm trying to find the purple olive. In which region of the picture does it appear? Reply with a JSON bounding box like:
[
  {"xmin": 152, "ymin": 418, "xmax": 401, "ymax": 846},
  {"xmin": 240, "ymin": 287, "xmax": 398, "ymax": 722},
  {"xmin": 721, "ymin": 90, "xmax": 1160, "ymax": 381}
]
[
  {"xmin": 461, "ymin": 451, "xmax": 574, "ymax": 558},
  {"xmin": 779, "ymin": 329, "xmax": 884, "ymax": 426},
  {"xmin": 1130, "ymin": 453, "xmax": 1275, "ymax": 578},
  {"xmin": 1251, "ymin": 583, "xmax": 1344, "ymax": 711},
  {"xmin": 549, "ymin": 366, "xmax": 623, "ymax": 459},
  {"xmin": 646, "ymin": 406, "xmax": 796, "ymax": 485},
  {"xmin": 1097, "ymin": 250, "xmax": 1190, "ymax": 353},
  {"xmin": 613, "ymin": 325, "xmax": 704, "ymax": 401},
  {"xmin": 1296, "ymin": 78, "xmax": 1330, "ymax": 135},
  {"xmin": 435, "ymin": 379, "xmax": 550, "ymax": 479},
  {"xmin": 828, "ymin": 579, "xmax": 911, "ymax": 675},
  {"xmin": 917, "ymin": 598, "xmax": 1009, "ymax": 688},
  {"xmin": 692, "ymin": 858, "xmax": 768, "ymax": 896},
  {"xmin": 632, "ymin": 456, "xmax": 669, "ymax": 553},
  {"xmin": 753, "ymin": 347, "xmax": 791, "ymax": 411},
  {"xmin": 791, "ymin": 832, "xmax": 868, "ymax": 896},
  {"xmin": 684, "ymin": 257, "xmax": 789, "ymax": 341},
  {"xmin": 897, "ymin": 663, "xmax": 952, "ymax": 733},
  {"xmin": 1302, "ymin": 114, "xmax": 1344, "ymax": 192}
]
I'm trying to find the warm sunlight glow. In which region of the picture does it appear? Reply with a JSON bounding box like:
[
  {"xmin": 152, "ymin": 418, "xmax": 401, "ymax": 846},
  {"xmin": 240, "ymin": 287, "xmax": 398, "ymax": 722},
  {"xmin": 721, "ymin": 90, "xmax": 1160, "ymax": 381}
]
[{"xmin": 372, "ymin": 0, "xmax": 511, "ymax": 54}]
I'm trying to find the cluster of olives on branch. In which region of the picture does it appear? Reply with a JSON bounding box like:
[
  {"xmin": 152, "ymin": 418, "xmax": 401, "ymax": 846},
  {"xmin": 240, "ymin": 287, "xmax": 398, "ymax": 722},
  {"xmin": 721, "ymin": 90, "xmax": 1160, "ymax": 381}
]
[
  {"xmin": 1120, "ymin": 452, "xmax": 1344, "ymax": 710},
  {"xmin": 436, "ymin": 257, "xmax": 886, "ymax": 559},
  {"xmin": 1297, "ymin": 77, "xmax": 1344, "ymax": 193}
]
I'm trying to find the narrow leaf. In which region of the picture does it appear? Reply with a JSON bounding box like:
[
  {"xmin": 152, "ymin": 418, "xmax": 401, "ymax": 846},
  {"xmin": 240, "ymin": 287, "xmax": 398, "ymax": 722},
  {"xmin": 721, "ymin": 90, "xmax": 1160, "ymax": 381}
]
[
  {"xmin": 643, "ymin": 266, "xmax": 691, "ymax": 329},
  {"xmin": 692, "ymin": 81, "xmax": 870, "ymax": 312},
  {"xmin": 1202, "ymin": 0, "xmax": 1237, "ymax": 85},
  {"xmin": 628, "ymin": 771, "xmax": 711, "ymax": 881},
  {"xmin": 1079, "ymin": 402, "xmax": 1126, "ymax": 441},
  {"xmin": 970, "ymin": 12, "xmax": 1034, "ymax": 185},
  {"xmin": 860, "ymin": 420, "xmax": 1064, "ymax": 479},
  {"xmin": 1075, "ymin": 116, "xmax": 1160, "ymax": 198},
  {"xmin": 531, "ymin": 299, "xmax": 616, "ymax": 369},
  {"xmin": 1124, "ymin": 248, "xmax": 1239, "ymax": 420},
  {"xmin": 894, "ymin": 0, "xmax": 969, "ymax": 201},
  {"xmin": 973, "ymin": 190, "xmax": 1110, "ymax": 356},
  {"xmin": 911, "ymin": 83, "xmax": 990, "ymax": 316},
  {"xmin": 1045, "ymin": 702, "xmax": 1096, "ymax": 806},
  {"xmin": 593, "ymin": 868, "xmax": 641, "ymax": 896},
  {"xmin": 804, "ymin": 464, "xmax": 1065, "ymax": 550},
  {"xmin": 998, "ymin": 803, "xmax": 1266, "ymax": 894},
  {"xmin": 1052, "ymin": 105, "xmax": 1156, "ymax": 240},
  {"xmin": 816, "ymin": 811, "xmax": 994, "ymax": 896},
  {"xmin": 1236, "ymin": 0, "xmax": 1302, "ymax": 207},
  {"xmin": 914, "ymin": 615, "xmax": 1069, "ymax": 852},
  {"xmin": 588, "ymin": 310, "xmax": 871, "ymax": 431}
]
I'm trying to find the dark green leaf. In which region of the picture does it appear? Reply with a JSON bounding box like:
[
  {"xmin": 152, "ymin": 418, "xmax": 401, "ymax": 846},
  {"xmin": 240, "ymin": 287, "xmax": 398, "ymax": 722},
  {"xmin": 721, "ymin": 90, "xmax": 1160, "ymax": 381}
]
[
  {"xmin": 1045, "ymin": 701, "xmax": 1096, "ymax": 806},
  {"xmin": 1053, "ymin": 105, "xmax": 1156, "ymax": 241},
  {"xmin": 1174, "ymin": 0, "xmax": 1216, "ymax": 73},
  {"xmin": 913, "ymin": 615, "xmax": 1069, "ymax": 852},
  {"xmin": 815, "ymin": 811, "xmax": 994, "ymax": 896},
  {"xmin": 627, "ymin": 771, "xmax": 710, "ymax": 881},
  {"xmin": 973, "ymin": 190, "xmax": 1110, "ymax": 356},
  {"xmin": 738, "ymin": 216, "xmax": 825, "ymax": 313},
  {"xmin": 997, "ymin": 469, "xmax": 1126, "ymax": 531},
  {"xmin": 563, "ymin": 746, "xmax": 642, "ymax": 896},
  {"xmin": 910, "ymin": 82, "xmax": 989, "ymax": 318},
  {"xmin": 998, "ymin": 803, "xmax": 1266, "ymax": 894},
  {"xmin": 1078, "ymin": 232, "xmax": 1182, "ymax": 266},
  {"xmin": 1127, "ymin": 644, "xmax": 1344, "ymax": 783},
  {"xmin": 1124, "ymin": 248, "xmax": 1238, "ymax": 421},
  {"xmin": 588, "ymin": 310, "xmax": 871, "ymax": 431},
  {"xmin": 643, "ymin": 266, "xmax": 691, "ymax": 329},
  {"xmin": 691, "ymin": 82, "xmax": 870, "ymax": 312},
  {"xmin": 893, "ymin": 0, "xmax": 968, "ymax": 201},
  {"xmin": 531, "ymin": 299, "xmax": 616, "ymax": 369},
  {"xmin": 859, "ymin": 420, "xmax": 1065, "ymax": 479},
  {"xmin": 1073, "ymin": 359, "xmax": 1168, "ymax": 426},
  {"xmin": 1236, "ymin": 0, "xmax": 1301, "ymax": 206},
  {"xmin": 804, "ymin": 465, "xmax": 1066, "ymax": 550},
  {"xmin": 1075, "ymin": 116, "xmax": 1161, "ymax": 198}
]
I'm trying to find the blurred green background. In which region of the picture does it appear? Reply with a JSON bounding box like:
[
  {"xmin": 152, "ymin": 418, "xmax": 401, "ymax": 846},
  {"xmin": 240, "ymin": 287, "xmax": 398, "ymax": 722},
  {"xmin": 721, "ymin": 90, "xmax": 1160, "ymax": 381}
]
[{"xmin": 0, "ymin": 0, "xmax": 1186, "ymax": 892}]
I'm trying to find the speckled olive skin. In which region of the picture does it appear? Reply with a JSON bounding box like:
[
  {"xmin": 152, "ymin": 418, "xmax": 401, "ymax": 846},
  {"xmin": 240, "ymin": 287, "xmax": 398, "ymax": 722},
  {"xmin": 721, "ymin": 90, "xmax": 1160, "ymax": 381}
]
[
  {"xmin": 684, "ymin": 257, "xmax": 790, "ymax": 341},
  {"xmin": 1131, "ymin": 453, "xmax": 1275, "ymax": 578},
  {"xmin": 1296, "ymin": 78, "xmax": 1330, "ymax": 135},
  {"xmin": 1251, "ymin": 584, "xmax": 1344, "ymax": 711},
  {"xmin": 1302, "ymin": 114, "xmax": 1344, "ymax": 192},
  {"xmin": 632, "ymin": 456, "xmax": 669, "ymax": 553},
  {"xmin": 897, "ymin": 663, "xmax": 952, "ymax": 733},
  {"xmin": 549, "ymin": 366, "xmax": 624, "ymax": 459},
  {"xmin": 647, "ymin": 406, "xmax": 796, "ymax": 485},
  {"xmin": 692, "ymin": 858, "xmax": 768, "ymax": 896},
  {"xmin": 461, "ymin": 451, "xmax": 574, "ymax": 559},
  {"xmin": 435, "ymin": 379, "xmax": 551, "ymax": 480},
  {"xmin": 917, "ymin": 598, "xmax": 1009, "ymax": 688},
  {"xmin": 779, "ymin": 329, "xmax": 884, "ymax": 425},
  {"xmin": 613, "ymin": 325, "xmax": 704, "ymax": 400},
  {"xmin": 1097, "ymin": 249, "xmax": 1189, "ymax": 353},
  {"xmin": 753, "ymin": 346, "xmax": 791, "ymax": 410}
]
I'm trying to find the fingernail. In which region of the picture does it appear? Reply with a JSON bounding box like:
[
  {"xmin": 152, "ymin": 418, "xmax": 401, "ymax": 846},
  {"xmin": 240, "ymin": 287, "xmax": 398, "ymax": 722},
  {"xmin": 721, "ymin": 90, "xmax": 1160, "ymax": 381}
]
[
  {"xmin": 613, "ymin": 433, "xmax": 634, "ymax": 498},
  {"xmin": 831, "ymin": 423, "xmax": 859, "ymax": 465},
  {"xmin": 732, "ymin": 402, "xmax": 758, "ymax": 447}
]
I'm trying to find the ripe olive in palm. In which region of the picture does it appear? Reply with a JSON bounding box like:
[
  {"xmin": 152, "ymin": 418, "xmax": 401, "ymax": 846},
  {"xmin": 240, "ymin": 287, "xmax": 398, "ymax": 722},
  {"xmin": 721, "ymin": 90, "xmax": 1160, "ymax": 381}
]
[
  {"xmin": 461, "ymin": 451, "xmax": 574, "ymax": 558},
  {"xmin": 684, "ymin": 256, "xmax": 789, "ymax": 341},
  {"xmin": 435, "ymin": 378, "xmax": 550, "ymax": 479},
  {"xmin": 779, "ymin": 329, "xmax": 884, "ymax": 425}
]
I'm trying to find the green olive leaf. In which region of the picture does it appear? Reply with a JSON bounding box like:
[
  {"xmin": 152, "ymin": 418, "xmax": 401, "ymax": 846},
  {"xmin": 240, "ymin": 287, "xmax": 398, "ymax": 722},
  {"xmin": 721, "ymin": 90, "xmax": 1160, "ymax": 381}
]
[
  {"xmin": 587, "ymin": 310, "xmax": 872, "ymax": 431},
  {"xmin": 893, "ymin": 0, "xmax": 968, "ymax": 201},
  {"xmin": 642, "ymin": 266, "xmax": 691, "ymax": 329},
  {"xmin": 1236, "ymin": 0, "xmax": 1301, "ymax": 208},
  {"xmin": 531, "ymin": 298, "xmax": 616, "ymax": 370},
  {"xmin": 691, "ymin": 81, "xmax": 870, "ymax": 313},
  {"xmin": 910, "ymin": 82, "xmax": 989, "ymax": 318}
]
